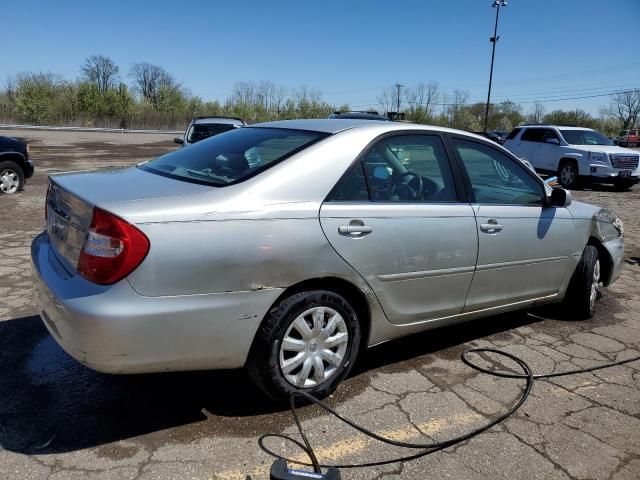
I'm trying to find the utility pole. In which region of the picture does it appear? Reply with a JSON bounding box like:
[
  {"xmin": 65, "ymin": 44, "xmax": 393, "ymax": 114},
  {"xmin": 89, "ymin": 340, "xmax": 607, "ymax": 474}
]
[
  {"xmin": 394, "ymin": 83, "xmax": 404, "ymax": 113},
  {"xmin": 484, "ymin": 0, "xmax": 508, "ymax": 133}
]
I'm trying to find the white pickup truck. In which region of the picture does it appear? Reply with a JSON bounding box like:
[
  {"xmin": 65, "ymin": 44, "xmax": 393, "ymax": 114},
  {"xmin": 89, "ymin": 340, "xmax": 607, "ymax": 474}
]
[{"xmin": 503, "ymin": 125, "xmax": 640, "ymax": 190}]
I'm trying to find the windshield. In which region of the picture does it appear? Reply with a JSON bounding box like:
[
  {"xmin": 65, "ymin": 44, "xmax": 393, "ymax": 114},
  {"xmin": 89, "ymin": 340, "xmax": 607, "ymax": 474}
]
[
  {"xmin": 560, "ymin": 129, "xmax": 613, "ymax": 146},
  {"xmin": 140, "ymin": 127, "xmax": 328, "ymax": 186},
  {"xmin": 187, "ymin": 123, "xmax": 237, "ymax": 143}
]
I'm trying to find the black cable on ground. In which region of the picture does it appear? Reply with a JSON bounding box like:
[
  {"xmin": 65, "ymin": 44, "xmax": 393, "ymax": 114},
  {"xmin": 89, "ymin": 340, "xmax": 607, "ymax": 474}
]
[{"xmin": 258, "ymin": 348, "xmax": 640, "ymax": 473}]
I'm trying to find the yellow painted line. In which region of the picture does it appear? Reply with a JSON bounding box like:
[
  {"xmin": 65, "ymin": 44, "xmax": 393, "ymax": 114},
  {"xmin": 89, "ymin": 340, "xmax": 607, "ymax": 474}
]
[{"xmin": 216, "ymin": 412, "xmax": 481, "ymax": 480}]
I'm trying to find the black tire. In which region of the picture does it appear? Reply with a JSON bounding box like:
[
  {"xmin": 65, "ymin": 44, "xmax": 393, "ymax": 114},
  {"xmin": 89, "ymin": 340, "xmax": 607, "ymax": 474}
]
[
  {"xmin": 613, "ymin": 180, "xmax": 634, "ymax": 192},
  {"xmin": 558, "ymin": 160, "xmax": 579, "ymax": 190},
  {"xmin": 247, "ymin": 290, "xmax": 361, "ymax": 403},
  {"xmin": 0, "ymin": 160, "xmax": 25, "ymax": 195},
  {"xmin": 563, "ymin": 245, "xmax": 600, "ymax": 319}
]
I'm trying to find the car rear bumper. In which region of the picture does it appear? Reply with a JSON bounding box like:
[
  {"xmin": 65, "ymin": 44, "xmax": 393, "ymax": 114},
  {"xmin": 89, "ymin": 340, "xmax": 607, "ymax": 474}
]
[{"xmin": 31, "ymin": 232, "xmax": 283, "ymax": 373}]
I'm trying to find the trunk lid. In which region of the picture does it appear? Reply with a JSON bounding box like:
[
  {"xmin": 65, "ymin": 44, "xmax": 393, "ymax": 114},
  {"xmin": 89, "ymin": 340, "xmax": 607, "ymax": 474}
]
[{"xmin": 46, "ymin": 166, "xmax": 212, "ymax": 272}]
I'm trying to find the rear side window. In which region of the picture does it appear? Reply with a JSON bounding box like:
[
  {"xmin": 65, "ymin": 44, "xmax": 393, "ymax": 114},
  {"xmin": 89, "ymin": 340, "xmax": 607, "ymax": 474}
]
[
  {"xmin": 141, "ymin": 127, "xmax": 327, "ymax": 186},
  {"xmin": 521, "ymin": 129, "xmax": 544, "ymax": 142},
  {"xmin": 453, "ymin": 138, "xmax": 544, "ymax": 205},
  {"xmin": 506, "ymin": 128, "xmax": 521, "ymax": 140}
]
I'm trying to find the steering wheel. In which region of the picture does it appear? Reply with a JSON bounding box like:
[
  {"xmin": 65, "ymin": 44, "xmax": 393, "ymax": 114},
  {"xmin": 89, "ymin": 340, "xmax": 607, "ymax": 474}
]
[{"xmin": 390, "ymin": 171, "xmax": 424, "ymax": 201}]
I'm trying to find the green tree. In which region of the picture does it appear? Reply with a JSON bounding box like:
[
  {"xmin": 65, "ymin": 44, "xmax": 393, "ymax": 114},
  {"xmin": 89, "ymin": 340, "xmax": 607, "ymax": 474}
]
[{"xmin": 543, "ymin": 109, "xmax": 597, "ymax": 129}]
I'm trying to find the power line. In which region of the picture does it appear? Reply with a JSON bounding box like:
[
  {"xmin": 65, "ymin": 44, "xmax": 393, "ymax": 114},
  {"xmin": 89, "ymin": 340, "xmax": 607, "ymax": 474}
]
[{"xmin": 348, "ymin": 87, "xmax": 639, "ymax": 109}]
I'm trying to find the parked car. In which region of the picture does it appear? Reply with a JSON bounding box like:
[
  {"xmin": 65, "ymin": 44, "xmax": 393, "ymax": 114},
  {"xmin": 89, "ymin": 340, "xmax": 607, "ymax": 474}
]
[
  {"xmin": 0, "ymin": 135, "xmax": 34, "ymax": 194},
  {"xmin": 174, "ymin": 116, "xmax": 246, "ymax": 147},
  {"xmin": 472, "ymin": 131, "xmax": 505, "ymax": 145},
  {"xmin": 503, "ymin": 125, "xmax": 640, "ymax": 190},
  {"xmin": 33, "ymin": 120, "xmax": 624, "ymax": 402},
  {"xmin": 615, "ymin": 128, "xmax": 639, "ymax": 148},
  {"xmin": 329, "ymin": 111, "xmax": 390, "ymax": 121}
]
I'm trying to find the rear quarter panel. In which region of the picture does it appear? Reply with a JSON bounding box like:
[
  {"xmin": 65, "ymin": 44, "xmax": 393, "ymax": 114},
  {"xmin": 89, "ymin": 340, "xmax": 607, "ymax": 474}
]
[{"xmin": 127, "ymin": 213, "xmax": 364, "ymax": 296}]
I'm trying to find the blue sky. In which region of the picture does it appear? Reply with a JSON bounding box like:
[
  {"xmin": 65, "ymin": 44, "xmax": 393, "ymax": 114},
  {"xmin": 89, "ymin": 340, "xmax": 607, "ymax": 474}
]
[{"xmin": 2, "ymin": 0, "xmax": 639, "ymax": 115}]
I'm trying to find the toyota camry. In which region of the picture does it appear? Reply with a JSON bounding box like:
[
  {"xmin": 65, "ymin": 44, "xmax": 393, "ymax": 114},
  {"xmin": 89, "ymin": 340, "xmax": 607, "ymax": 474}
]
[{"xmin": 32, "ymin": 119, "xmax": 624, "ymax": 402}]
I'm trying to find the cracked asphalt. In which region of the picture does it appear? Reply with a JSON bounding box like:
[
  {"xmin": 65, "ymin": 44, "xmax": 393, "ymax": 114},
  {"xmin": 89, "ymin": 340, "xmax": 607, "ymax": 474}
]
[{"xmin": 1, "ymin": 129, "xmax": 639, "ymax": 480}]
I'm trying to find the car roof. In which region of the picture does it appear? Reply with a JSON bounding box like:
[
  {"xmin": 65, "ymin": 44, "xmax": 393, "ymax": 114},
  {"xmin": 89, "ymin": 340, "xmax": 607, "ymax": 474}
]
[
  {"xmin": 253, "ymin": 119, "xmax": 486, "ymax": 138},
  {"xmin": 517, "ymin": 125, "xmax": 593, "ymax": 131},
  {"xmin": 193, "ymin": 116, "xmax": 245, "ymax": 125}
]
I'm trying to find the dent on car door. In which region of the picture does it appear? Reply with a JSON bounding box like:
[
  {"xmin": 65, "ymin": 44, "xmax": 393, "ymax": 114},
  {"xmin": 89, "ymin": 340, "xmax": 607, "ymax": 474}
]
[
  {"xmin": 319, "ymin": 133, "xmax": 478, "ymax": 325},
  {"xmin": 451, "ymin": 137, "xmax": 574, "ymax": 311}
]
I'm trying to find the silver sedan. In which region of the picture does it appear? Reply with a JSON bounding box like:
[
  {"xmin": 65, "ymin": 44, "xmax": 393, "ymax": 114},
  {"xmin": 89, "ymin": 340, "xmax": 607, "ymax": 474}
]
[{"xmin": 32, "ymin": 120, "xmax": 625, "ymax": 401}]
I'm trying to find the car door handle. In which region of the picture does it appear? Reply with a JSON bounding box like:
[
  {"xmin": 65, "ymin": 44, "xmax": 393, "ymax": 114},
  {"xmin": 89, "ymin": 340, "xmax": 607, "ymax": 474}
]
[
  {"xmin": 480, "ymin": 220, "xmax": 503, "ymax": 233},
  {"xmin": 338, "ymin": 223, "xmax": 373, "ymax": 236}
]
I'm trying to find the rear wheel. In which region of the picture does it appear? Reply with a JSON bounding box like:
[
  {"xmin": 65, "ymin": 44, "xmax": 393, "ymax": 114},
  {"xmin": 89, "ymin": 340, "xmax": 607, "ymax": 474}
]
[
  {"xmin": 564, "ymin": 245, "xmax": 600, "ymax": 319},
  {"xmin": 558, "ymin": 160, "xmax": 579, "ymax": 189},
  {"xmin": 0, "ymin": 161, "xmax": 25, "ymax": 195},
  {"xmin": 247, "ymin": 290, "xmax": 361, "ymax": 403}
]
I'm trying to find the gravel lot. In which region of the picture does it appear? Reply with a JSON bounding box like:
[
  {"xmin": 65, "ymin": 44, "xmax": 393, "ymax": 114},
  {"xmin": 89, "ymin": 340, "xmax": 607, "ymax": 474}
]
[{"xmin": 1, "ymin": 129, "xmax": 639, "ymax": 480}]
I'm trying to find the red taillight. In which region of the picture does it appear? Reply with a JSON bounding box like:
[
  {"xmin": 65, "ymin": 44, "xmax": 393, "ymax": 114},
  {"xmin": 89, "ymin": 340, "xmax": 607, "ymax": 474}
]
[
  {"xmin": 77, "ymin": 208, "xmax": 150, "ymax": 285},
  {"xmin": 45, "ymin": 182, "xmax": 50, "ymax": 221}
]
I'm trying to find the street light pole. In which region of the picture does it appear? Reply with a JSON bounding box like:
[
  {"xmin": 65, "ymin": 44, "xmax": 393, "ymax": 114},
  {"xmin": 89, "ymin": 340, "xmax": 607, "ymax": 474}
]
[
  {"xmin": 394, "ymin": 83, "xmax": 404, "ymax": 114},
  {"xmin": 483, "ymin": 0, "xmax": 507, "ymax": 133}
]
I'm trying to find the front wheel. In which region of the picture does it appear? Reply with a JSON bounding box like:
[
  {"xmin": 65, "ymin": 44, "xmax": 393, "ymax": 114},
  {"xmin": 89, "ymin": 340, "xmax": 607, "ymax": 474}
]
[
  {"xmin": 0, "ymin": 161, "xmax": 25, "ymax": 195},
  {"xmin": 247, "ymin": 290, "xmax": 361, "ymax": 403},
  {"xmin": 558, "ymin": 161, "xmax": 579, "ymax": 189},
  {"xmin": 614, "ymin": 180, "xmax": 635, "ymax": 192},
  {"xmin": 563, "ymin": 245, "xmax": 600, "ymax": 319}
]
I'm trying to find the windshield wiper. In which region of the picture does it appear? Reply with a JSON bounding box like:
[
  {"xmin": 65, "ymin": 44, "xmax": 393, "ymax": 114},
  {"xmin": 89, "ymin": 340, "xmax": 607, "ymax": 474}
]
[{"xmin": 186, "ymin": 169, "xmax": 228, "ymax": 184}]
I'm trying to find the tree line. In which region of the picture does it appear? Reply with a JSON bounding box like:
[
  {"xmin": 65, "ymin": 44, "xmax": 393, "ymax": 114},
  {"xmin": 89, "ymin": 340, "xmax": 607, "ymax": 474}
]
[
  {"xmin": 0, "ymin": 54, "xmax": 638, "ymax": 134},
  {"xmin": 379, "ymin": 83, "xmax": 639, "ymax": 136}
]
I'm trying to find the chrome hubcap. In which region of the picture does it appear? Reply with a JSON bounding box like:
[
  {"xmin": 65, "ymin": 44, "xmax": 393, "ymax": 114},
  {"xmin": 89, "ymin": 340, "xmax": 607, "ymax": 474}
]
[
  {"xmin": 279, "ymin": 306, "xmax": 349, "ymax": 388},
  {"xmin": 561, "ymin": 165, "xmax": 575, "ymax": 186},
  {"xmin": 0, "ymin": 169, "xmax": 19, "ymax": 194},
  {"xmin": 590, "ymin": 259, "xmax": 600, "ymax": 310}
]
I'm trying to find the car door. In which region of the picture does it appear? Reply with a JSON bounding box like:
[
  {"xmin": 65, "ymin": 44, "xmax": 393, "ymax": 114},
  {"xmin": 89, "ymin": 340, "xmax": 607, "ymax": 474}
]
[
  {"xmin": 534, "ymin": 128, "xmax": 561, "ymax": 171},
  {"xmin": 450, "ymin": 136, "xmax": 574, "ymax": 312},
  {"xmin": 517, "ymin": 128, "xmax": 544, "ymax": 169},
  {"xmin": 320, "ymin": 133, "xmax": 478, "ymax": 325}
]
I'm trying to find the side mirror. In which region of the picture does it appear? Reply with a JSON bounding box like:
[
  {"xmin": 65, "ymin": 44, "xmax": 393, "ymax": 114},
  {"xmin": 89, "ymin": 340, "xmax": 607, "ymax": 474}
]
[
  {"xmin": 545, "ymin": 138, "xmax": 560, "ymax": 145},
  {"xmin": 174, "ymin": 137, "xmax": 184, "ymax": 145},
  {"xmin": 519, "ymin": 158, "xmax": 535, "ymax": 172},
  {"xmin": 547, "ymin": 188, "xmax": 572, "ymax": 207},
  {"xmin": 372, "ymin": 166, "xmax": 390, "ymax": 181}
]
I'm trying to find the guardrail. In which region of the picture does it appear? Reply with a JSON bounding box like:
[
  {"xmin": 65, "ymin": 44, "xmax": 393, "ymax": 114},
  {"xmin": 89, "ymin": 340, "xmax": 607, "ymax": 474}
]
[{"xmin": 0, "ymin": 123, "xmax": 182, "ymax": 135}]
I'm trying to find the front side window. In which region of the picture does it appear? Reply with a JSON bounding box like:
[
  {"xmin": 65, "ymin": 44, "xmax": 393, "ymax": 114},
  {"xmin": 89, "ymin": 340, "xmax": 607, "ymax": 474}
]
[
  {"xmin": 506, "ymin": 128, "xmax": 521, "ymax": 140},
  {"xmin": 141, "ymin": 127, "xmax": 327, "ymax": 186},
  {"xmin": 560, "ymin": 129, "xmax": 612, "ymax": 146},
  {"xmin": 331, "ymin": 134, "xmax": 457, "ymax": 203},
  {"xmin": 540, "ymin": 129, "xmax": 560, "ymax": 142},
  {"xmin": 453, "ymin": 138, "xmax": 544, "ymax": 205}
]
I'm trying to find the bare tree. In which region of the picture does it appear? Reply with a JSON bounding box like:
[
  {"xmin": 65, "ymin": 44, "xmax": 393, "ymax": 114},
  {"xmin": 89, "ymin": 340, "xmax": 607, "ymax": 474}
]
[
  {"xmin": 404, "ymin": 82, "xmax": 440, "ymax": 119},
  {"xmin": 129, "ymin": 62, "xmax": 180, "ymax": 107},
  {"xmin": 605, "ymin": 90, "xmax": 640, "ymax": 129},
  {"xmin": 527, "ymin": 102, "xmax": 546, "ymax": 124},
  {"xmin": 377, "ymin": 86, "xmax": 396, "ymax": 114},
  {"xmin": 81, "ymin": 55, "xmax": 119, "ymax": 94}
]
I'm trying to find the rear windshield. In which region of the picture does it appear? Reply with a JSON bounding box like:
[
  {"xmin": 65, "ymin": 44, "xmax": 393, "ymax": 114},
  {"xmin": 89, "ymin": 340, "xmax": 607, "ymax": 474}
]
[
  {"xmin": 187, "ymin": 123, "xmax": 237, "ymax": 143},
  {"xmin": 140, "ymin": 127, "xmax": 328, "ymax": 186},
  {"xmin": 560, "ymin": 129, "xmax": 612, "ymax": 146}
]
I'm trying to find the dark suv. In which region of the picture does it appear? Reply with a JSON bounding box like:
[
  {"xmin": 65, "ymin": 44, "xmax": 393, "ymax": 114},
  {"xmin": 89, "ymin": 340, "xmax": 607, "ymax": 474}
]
[{"xmin": 0, "ymin": 135, "xmax": 34, "ymax": 194}]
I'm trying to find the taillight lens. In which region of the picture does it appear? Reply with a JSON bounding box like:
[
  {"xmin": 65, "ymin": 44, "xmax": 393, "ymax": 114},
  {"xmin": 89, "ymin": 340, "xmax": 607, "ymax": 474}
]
[
  {"xmin": 77, "ymin": 208, "xmax": 150, "ymax": 285},
  {"xmin": 45, "ymin": 182, "xmax": 50, "ymax": 221}
]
